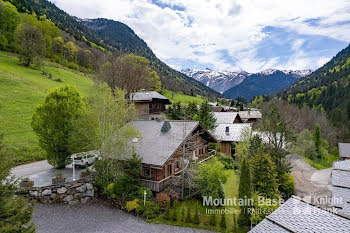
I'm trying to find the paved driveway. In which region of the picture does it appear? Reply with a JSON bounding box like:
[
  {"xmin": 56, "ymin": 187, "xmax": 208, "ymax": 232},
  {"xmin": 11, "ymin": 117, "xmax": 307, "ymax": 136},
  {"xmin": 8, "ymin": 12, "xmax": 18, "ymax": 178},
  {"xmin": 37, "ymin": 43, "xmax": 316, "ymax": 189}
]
[
  {"xmin": 33, "ymin": 201, "xmax": 213, "ymax": 233},
  {"xmin": 11, "ymin": 160, "xmax": 84, "ymax": 187}
]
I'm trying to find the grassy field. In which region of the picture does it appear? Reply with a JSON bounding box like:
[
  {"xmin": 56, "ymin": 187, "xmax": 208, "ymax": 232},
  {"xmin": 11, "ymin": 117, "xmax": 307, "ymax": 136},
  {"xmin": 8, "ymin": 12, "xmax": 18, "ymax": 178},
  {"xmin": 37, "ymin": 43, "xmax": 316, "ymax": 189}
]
[
  {"xmin": 163, "ymin": 90, "xmax": 206, "ymax": 105},
  {"xmin": 301, "ymin": 154, "xmax": 340, "ymax": 170},
  {"xmin": 0, "ymin": 51, "xmax": 94, "ymax": 164},
  {"xmin": 150, "ymin": 168, "xmax": 246, "ymax": 232}
]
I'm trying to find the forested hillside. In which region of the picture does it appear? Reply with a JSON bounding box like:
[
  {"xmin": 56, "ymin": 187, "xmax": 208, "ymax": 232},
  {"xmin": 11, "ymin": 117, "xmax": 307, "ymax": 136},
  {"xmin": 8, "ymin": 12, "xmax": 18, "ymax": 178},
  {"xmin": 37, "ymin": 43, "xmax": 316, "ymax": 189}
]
[
  {"xmin": 4, "ymin": 0, "xmax": 219, "ymax": 97},
  {"xmin": 281, "ymin": 44, "xmax": 350, "ymax": 138}
]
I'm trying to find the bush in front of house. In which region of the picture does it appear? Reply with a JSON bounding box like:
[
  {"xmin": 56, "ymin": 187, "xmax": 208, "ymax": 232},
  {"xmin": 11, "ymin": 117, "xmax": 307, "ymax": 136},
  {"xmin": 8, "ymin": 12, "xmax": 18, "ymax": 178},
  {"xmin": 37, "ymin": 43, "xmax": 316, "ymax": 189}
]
[
  {"xmin": 133, "ymin": 186, "xmax": 153, "ymax": 201},
  {"xmin": 156, "ymin": 193, "xmax": 170, "ymax": 208},
  {"xmin": 171, "ymin": 201, "xmax": 178, "ymax": 221},
  {"xmin": 216, "ymin": 152, "xmax": 235, "ymax": 169},
  {"xmin": 135, "ymin": 201, "xmax": 160, "ymax": 219},
  {"xmin": 185, "ymin": 206, "xmax": 192, "ymax": 223},
  {"xmin": 163, "ymin": 203, "xmax": 171, "ymax": 220},
  {"xmin": 125, "ymin": 199, "xmax": 139, "ymax": 212},
  {"xmin": 113, "ymin": 173, "xmax": 140, "ymax": 201},
  {"xmin": 278, "ymin": 173, "xmax": 295, "ymax": 198}
]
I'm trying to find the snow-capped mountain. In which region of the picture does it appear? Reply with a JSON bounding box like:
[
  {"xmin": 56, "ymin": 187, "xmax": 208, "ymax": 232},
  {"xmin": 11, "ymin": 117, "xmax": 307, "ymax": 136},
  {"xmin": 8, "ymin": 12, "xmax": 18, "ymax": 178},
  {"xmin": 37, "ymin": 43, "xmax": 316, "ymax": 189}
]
[
  {"xmin": 258, "ymin": 68, "xmax": 312, "ymax": 77},
  {"xmin": 183, "ymin": 68, "xmax": 313, "ymax": 100},
  {"xmin": 182, "ymin": 68, "xmax": 249, "ymax": 93}
]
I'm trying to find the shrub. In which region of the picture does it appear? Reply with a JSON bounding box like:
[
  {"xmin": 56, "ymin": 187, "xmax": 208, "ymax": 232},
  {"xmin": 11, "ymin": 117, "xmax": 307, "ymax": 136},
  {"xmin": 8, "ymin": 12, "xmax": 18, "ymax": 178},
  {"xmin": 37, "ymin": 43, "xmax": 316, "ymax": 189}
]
[
  {"xmin": 171, "ymin": 201, "xmax": 178, "ymax": 222},
  {"xmin": 156, "ymin": 193, "xmax": 170, "ymax": 208},
  {"xmin": 193, "ymin": 204, "xmax": 199, "ymax": 225},
  {"xmin": 125, "ymin": 199, "xmax": 139, "ymax": 212},
  {"xmin": 103, "ymin": 183, "xmax": 116, "ymax": 199},
  {"xmin": 135, "ymin": 201, "xmax": 160, "ymax": 219},
  {"xmin": 216, "ymin": 152, "xmax": 235, "ymax": 169},
  {"xmin": 113, "ymin": 173, "xmax": 139, "ymax": 200},
  {"xmin": 181, "ymin": 206, "xmax": 185, "ymax": 222},
  {"xmin": 163, "ymin": 203, "xmax": 170, "ymax": 220},
  {"xmin": 220, "ymin": 214, "xmax": 226, "ymax": 229},
  {"xmin": 185, "ymin": 206, "xmax": 192, "ymax": 223},
  {"xmin": 279, "ymin": 173, "xmax": 295, "ymax": 198},
  {"xmin": 133, "ymin": 186, "xmax": 152, "ymax": 201},
  {"xmin": 209, "ymin": 214, "xmax": 216, "ymax": 226}
]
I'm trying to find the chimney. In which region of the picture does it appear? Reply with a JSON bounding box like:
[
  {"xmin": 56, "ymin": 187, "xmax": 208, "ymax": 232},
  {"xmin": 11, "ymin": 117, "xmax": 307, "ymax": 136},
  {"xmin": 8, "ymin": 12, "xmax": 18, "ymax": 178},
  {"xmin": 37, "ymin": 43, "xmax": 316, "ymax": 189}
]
[{"xmin": 161, "ymin": 121, "xmax": 171, "ymax": 133}]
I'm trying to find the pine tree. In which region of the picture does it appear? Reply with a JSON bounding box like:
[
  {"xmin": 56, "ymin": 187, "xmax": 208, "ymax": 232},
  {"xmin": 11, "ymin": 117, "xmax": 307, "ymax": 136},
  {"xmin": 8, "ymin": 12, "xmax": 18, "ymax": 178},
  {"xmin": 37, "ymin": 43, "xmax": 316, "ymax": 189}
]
[
  {"xmin": 313, "ymin": 123, "xmax": 322, "ymax": 159},
  {"xmin": 181, "ymin": 206, "xmax": 185, "ymax": 222},
  {"xmin": 238, "ymin": 157, "xmax": 252, "ymax": 227},
  {"xmin": 164, "ymin": 203, "xmax": 170, "ymax": 220},
  {"xmin": 194, "ymin": 100, "xmax": 216, "ymax": 130},
  {"xmin": 0, "ymin": 135, "xmax": 35, "ymax": 232},
  {"xmin": 185, "ymin": 206, "xmax": 192, "ymax": 223},
  {"xmin": 193, "ymin": 204, "xmax": 200, "ymax": 225},
  {"xmin": 209, "ymin": 214, "xmax": 216, "ymax": 226},
  {"xmin": 220, "ymin": 214, "xmax": 226, "ymax": 229},
  {"xmin": 233, "ymin": 213, "xmax": 238, "ymax": 233},
  {"xmin": 171, "ymin": 201, "xmax": 178, "ymax": 222},
  {"xmin": 251, "ymin": 152, "xmax": 280, "ymax": 199},
  {"xmin": 185, "ymin": 101, "xmax": 198, "ymax": 120}
]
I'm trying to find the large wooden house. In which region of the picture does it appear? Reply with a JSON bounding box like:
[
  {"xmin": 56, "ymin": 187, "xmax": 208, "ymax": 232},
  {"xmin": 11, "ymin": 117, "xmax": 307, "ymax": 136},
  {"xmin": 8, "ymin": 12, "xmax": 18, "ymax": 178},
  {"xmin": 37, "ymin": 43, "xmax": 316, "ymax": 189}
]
[
  {"xmin": 130, "ymin": 91, "xmax": 171, "ymax": 118},
  {"xmin": 131, "ymin": 120, "xmax": 217, "ymax": 192}
]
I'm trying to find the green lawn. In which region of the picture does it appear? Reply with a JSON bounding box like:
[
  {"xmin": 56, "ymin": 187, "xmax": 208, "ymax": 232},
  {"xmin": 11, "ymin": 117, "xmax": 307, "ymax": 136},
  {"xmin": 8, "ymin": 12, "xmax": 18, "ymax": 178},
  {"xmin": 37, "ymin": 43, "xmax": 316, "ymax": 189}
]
[
  {"xmin": 0, "ymin": 51, "xmax": 94, "ymax": 164},
  {"xmin": 301, "ymin": 154, "xmax": 340, "ymax": 170},
  {"xmin": 163, "ymin": 90, "xmax": 206, "ymax": 105},
  {"xmin": 150, "ymin": 169, "xmax": 246, "ymax": 232}
]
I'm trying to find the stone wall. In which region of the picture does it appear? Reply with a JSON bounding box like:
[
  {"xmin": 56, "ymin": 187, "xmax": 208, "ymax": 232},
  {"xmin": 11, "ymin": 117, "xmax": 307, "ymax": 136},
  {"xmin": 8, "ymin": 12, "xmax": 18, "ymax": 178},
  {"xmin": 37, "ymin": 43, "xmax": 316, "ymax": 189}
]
[{"xmin": 23, "ymin": 176, "xmax": 96, "ymax": 205}]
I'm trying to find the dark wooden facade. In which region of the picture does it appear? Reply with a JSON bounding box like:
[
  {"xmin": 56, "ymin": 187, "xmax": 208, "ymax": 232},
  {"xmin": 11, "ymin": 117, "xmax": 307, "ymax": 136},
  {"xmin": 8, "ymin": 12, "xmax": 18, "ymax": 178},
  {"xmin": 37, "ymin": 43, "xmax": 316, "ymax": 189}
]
[
  {"xmin": 141, "ymin": 129, "xmax": 214, "ymax": 192},
  {"xmin": 134, "ymin": 101, "xmax": 167, "ymax": 115}
]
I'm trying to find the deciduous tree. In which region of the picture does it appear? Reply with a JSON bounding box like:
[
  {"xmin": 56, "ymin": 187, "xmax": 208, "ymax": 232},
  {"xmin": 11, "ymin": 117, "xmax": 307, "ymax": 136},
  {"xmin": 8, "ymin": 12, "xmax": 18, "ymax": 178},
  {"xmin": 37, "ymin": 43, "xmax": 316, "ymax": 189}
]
[{"xmin": 32, "ymin": 86, "xmax": 83, "ymax": 168}]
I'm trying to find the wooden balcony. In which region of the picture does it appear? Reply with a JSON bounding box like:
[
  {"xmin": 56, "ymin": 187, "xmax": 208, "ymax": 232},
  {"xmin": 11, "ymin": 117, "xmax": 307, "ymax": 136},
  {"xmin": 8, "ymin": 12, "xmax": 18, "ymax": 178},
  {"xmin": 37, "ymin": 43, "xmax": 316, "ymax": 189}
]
[{"xmin": 141, "ymin": 176, "xmax": 172, "ymax": 192}]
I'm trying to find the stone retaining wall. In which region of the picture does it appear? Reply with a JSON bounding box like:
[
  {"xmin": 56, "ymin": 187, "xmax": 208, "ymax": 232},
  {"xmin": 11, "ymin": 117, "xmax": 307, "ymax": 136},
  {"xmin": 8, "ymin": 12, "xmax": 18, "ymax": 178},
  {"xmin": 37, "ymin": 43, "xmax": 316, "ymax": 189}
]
[{"xmin": 22, "ymin": 176, "xmax": 96, "ymax": 205}]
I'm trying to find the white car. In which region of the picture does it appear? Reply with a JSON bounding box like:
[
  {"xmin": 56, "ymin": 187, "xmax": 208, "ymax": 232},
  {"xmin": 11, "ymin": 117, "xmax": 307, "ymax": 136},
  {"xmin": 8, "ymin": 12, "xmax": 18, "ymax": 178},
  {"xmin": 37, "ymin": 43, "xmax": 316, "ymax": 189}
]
[{"xmin": 72, "ymin": 152, "xmax": 98, "ymax": 168}]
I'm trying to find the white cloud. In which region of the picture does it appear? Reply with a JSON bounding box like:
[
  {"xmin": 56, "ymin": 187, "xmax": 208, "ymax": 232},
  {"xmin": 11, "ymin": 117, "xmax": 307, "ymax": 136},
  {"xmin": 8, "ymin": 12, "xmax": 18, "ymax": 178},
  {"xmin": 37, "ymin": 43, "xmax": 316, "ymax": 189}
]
[{"xmin": 50, "ymin": 0, "xmax": 350, "ymax": 72}]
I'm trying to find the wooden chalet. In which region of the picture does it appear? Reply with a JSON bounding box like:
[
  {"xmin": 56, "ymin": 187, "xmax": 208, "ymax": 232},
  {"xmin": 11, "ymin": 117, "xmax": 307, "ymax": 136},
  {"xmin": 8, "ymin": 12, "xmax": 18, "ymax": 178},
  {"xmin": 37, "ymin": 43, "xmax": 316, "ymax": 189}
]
[
  {"xmin": 131, "ymin": 120, "xmax": 217, "ymax": 192},
  {"xmin": 239, "ymin": 110, "xmax": 262, "ymax": 123},
  {"xmin": 130, "ymin": 91, "xmax": 171, "ymax": 117}
]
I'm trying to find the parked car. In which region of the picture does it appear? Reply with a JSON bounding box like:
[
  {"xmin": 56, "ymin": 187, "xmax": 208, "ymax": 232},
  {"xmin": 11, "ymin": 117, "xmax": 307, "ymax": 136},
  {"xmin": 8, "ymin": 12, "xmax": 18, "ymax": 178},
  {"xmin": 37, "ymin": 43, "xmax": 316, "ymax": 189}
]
[{"xmin": 73, "ymin": 153, "xmax": 97, "ymax": 168}]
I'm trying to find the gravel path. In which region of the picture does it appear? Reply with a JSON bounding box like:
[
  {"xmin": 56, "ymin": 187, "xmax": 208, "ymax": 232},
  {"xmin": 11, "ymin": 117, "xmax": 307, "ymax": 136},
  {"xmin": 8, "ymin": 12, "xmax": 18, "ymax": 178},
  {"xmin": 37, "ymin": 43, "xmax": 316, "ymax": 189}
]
[
  {"xmin": 33, "ymin": 201, "xmax": 213, "ymax": 233},
  {"xmin": 287, "ymin": 154, "xmax": 331, "ymax": 206}
]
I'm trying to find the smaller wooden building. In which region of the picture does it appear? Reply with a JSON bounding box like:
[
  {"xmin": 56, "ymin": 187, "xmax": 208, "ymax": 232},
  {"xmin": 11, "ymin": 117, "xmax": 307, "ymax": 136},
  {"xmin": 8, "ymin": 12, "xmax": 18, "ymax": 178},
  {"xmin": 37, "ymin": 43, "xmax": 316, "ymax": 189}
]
[
  {"xmin": 239, "ymin": 110, "xmax": 262, "ymax": 123},
  {"xmin": 131, "ymin": 91, "xmax": 171, "ymax": 116}
]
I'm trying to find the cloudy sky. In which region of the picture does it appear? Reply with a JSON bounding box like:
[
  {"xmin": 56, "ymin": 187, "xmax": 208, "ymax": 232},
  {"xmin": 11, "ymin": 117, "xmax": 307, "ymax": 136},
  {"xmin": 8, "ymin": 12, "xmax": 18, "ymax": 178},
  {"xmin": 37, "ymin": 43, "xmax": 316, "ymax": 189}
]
[{"xmin": 50, "ymin": 0, "xmax": 350, "ymax": 73}]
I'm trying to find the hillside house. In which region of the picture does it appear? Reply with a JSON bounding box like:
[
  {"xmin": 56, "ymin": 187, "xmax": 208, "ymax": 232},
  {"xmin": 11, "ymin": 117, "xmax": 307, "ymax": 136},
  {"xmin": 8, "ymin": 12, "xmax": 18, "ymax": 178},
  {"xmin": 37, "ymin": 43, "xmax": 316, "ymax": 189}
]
[
  {"xmin": 212, "ymin": 112, "xmax": 248, "ymax": 155},
  {"xmin": 239, "ymin": 110, "xmax": 262, "ymax": 123},
  {"xmin": 214, "ymin": 112, "xmax": 243, "ymax": 124},
  {"xmin": 212, "ymin": 123, "xmax": 252, "ymax": 156},
  {"xmin": 130, "ymin": 91, "xmax": 171, "ymax": 119},
  {"xmin": 338, "ymin": 143, "xmax": 350, "ymax": 159},
  {"xmin": 131, "ymin": 120, "xmax": 217, "ymax": 192},
  {"xmin": 249, "ymin": 196, "xmax": 350, "ymax": 232}
]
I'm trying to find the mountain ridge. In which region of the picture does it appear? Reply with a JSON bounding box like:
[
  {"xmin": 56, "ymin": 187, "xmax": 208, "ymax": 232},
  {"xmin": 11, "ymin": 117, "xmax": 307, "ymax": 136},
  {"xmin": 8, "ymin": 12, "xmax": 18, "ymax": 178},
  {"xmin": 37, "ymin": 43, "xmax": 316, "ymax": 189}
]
[{"xmin": 183, "ymin": 68, "xmax": 312, "ymax": 97}]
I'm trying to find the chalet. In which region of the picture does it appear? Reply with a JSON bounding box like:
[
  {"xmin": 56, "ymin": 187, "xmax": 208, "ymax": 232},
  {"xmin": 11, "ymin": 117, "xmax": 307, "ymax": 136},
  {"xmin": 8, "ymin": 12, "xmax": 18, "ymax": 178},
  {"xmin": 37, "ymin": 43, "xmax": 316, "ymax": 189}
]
[
  {"xmin": 212, "ymin": 123, "xmax": 252, "ymax": 156},
  {"xmin": 249, "ymin": 196, "xmax": 350, "ymax": 232},
  {"xmin": 239, "ymin": 110, "xmax": 262, "ymax": 123},
  {"xmin": 130, "ymin": 91, "xmax": 171, "ymax": 118},
  {"xmin": 131, "ymin": 120, "xmax": 217, "ymax": 192},
  {"xmin": 214, "ymin": 112, "xmax": 243, "ymax": 124},
  {"xmin": 338, "ymin": 143, "xmax": 350, "ymax": 159},
  {"xmin": 212, "ymin": 112, "xmax": 248, "ymax": 155},
  {"xmin": 332, "ymin": 160, "xmax": 350, "ymax": 217}
]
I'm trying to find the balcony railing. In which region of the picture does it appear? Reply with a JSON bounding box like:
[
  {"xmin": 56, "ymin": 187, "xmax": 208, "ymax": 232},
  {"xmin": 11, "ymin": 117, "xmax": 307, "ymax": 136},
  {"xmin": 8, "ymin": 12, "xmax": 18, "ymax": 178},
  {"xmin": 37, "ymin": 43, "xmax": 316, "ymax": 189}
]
[{"xmin": 141, "ymin": 176, "xmax": 173, "ymax": 192}]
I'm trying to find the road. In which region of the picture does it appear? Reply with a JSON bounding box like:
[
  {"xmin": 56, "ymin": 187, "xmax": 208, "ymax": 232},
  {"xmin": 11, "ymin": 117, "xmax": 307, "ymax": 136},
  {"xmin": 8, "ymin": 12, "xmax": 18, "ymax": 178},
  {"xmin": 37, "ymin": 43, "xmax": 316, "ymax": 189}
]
[
  {"xmin": 11, "ymin": 160, "xmax": 53, "ymax": 179},
  {"xmin": 33, "ymin": 201, "xmax": 213, "ymax": 233},
  {"xmin": 288, "ymin": 154, "xmax": 332, "ymax": 206}
]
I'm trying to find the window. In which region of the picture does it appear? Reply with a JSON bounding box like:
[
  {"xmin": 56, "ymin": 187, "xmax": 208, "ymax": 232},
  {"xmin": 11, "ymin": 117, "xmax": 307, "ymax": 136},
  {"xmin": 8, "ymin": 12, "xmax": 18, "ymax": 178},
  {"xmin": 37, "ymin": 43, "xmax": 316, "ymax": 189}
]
[
  {"xmin": 167, "ymin": 164, "xmax": 172, "ymax": 176},
  {"xmin": 175, "ymin": 161, "xmax": 180, "ymax": 169},
  {"xmin": 144, "ymin": 168, "xmax": 151, "ymax": 177}
]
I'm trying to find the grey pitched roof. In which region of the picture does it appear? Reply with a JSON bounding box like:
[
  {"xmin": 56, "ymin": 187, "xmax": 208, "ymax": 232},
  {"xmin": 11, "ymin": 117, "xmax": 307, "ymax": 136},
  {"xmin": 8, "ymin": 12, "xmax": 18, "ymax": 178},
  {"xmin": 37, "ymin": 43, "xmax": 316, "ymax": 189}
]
[
  {"xmin": 130, "ymin": 91, "xmax": 171, "ymax": 104},
  {"xmin": 339, "ymin": 143, "xmax": 350, "ymax": 158},
  {"xmin": 131, "ymin": 120, "xmax": 213, "ymax": 166},
  {"xmin": 333, "ymin": 160, "xmax": 350, "ymax": 170},
  {"xmin": 332, "ymin": 170, "xmax": 350, "ymax": 188},
  {"xmin": 213, "ymin": 112, "xmax": 239, "ymax": 124},
  {"xmin": 212, "ymin": 123, "xmax": 252, "ymax": 142},
  {"xmin": 239, "ymin": 110, "xmax": 262, "ymax": 119},
  {"xmin": 332, "ymin": 160, "xmax": 350, "ymax": 217},
  {"xmin": 249, "ymin": 196, "xmax": 350, "ymax": 233}
]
